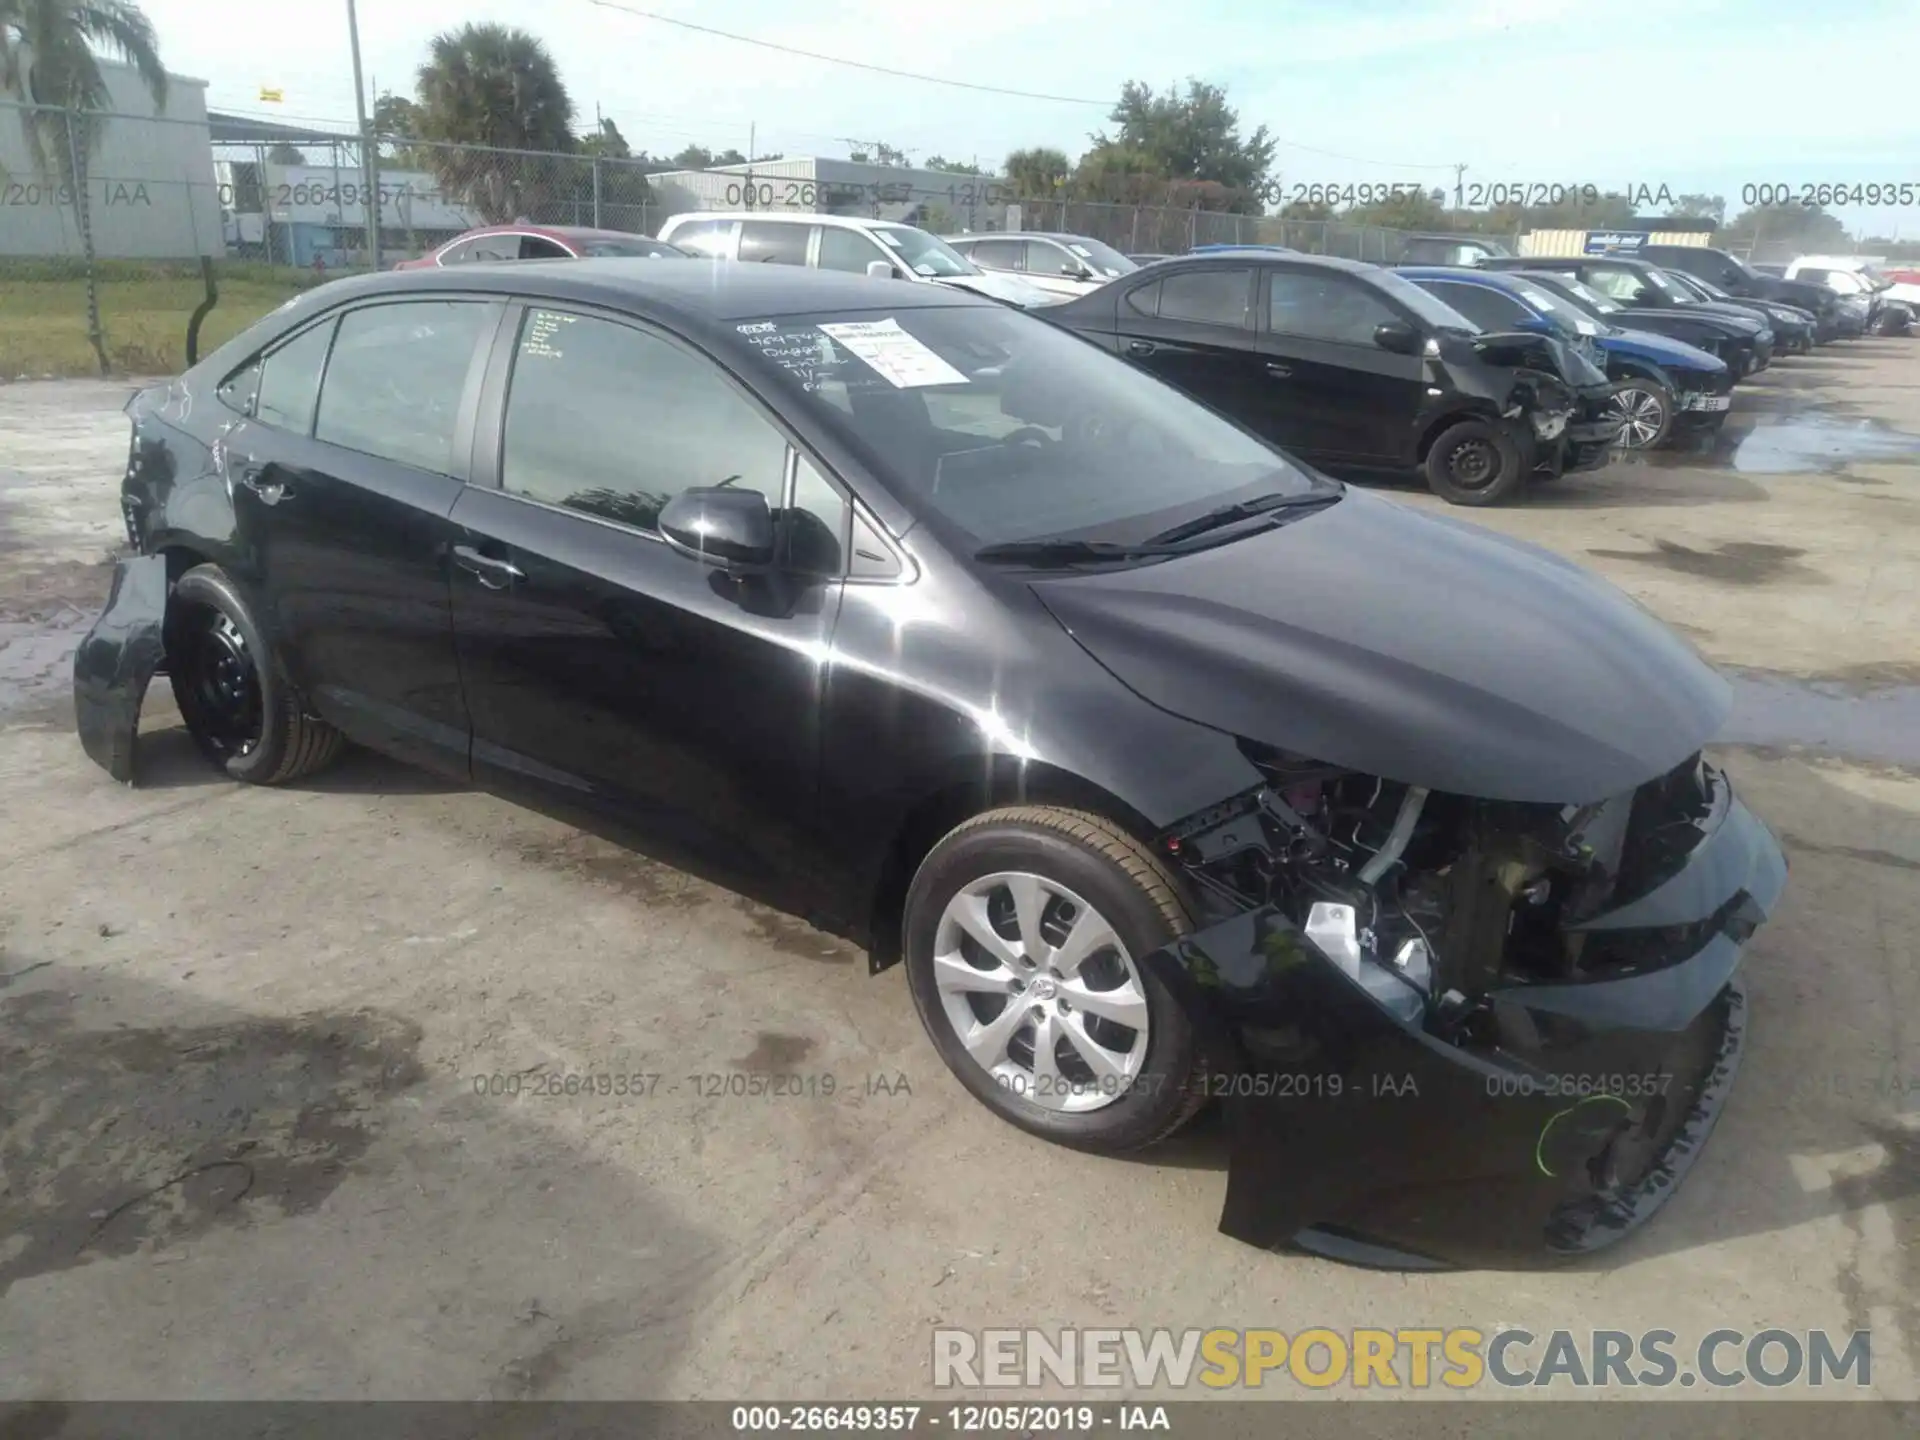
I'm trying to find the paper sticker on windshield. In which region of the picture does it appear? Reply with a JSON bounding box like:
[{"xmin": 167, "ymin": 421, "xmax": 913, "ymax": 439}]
[{"xmin": 818, "ymin": 319, "xmax": 968, "ymax": 388}]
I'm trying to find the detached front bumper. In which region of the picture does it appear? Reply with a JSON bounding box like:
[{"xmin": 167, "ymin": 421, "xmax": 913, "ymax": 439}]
[
  {"xmin": 1152, "ymin": 767, "xmax": 1786, "ymax": 1269},
  {"xmin": 73, "ymin": 555, "xmax": 169, "ymax": 784}
]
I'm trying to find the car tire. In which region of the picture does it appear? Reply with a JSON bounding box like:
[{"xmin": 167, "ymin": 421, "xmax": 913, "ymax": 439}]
[
  {"xmin": 167, "ymin": 563, "xmax": 345, "ymax": 785},
  {"xmin": 1422, "ymin": 419, "xmax": 1528, "ymax": 506},
  {"xmin": 1606, "ymin": 379, "xmax": 1674, "ymax": 450},
  {"xmin": 902, "ymin": 806, "xmax": 1210, "ymax": 1154}
]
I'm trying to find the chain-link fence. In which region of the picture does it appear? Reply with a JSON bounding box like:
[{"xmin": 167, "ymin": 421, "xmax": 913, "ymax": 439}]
[{"xmin": 0, "ymin": 100, "xmax": 1491, "ymax": 376}]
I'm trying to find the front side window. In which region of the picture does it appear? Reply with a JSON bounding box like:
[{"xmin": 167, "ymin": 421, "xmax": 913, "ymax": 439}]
[
  {"xmin": 314, "ymin": 301, "xmax": 490, "ymax": 473},
  {"xmin": 1024, "ymin": 240, "xmax": 1073, "ymax": 277},
  {"xmin": 1157, "ymin": 268, "xmax": 1253, "ymax": 327},
  {"xmin": 500, "ymin": 308, "xmax": 788, "ymax": 534},
  {"xmin": 253, "ymin": 320, "xmax": 336, "ymax": 434},
  {"xmin": 817, "ymin": 226, "xmax": 889, "ymax": 274},
  {"xmin": 1058, "ymin": 237, "xmax": 1135, "ymax": 279},
  {"xmin": 739, "ymin": 221, "xmax": 810, "ymax": 266},
  {"xmin": 732, "ymin": 305, "xmax": 1322, "ymax": 552},
  {"xmin": 1266, "ymin": 272, "xmax": 1401, "ymax": 344},
  {"xmin": 520, "ymin": 236, "xmax": 570, "ymax": 259},
  {"xmin": 969, "ymin": 239, "xmax": 1023, "ymax": 272}
]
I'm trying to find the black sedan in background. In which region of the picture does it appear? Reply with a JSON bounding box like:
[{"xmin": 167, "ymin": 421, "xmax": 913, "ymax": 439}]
[
  {"xmin": 1655, "ymin": 268, "xmax": 1817, "ymax": 353},
  {"xmin": 1048, "ymin": 249, "xmax": 1621, "ymax": 504},
  {"xmin": 1482, "ymin": 256, "xmax": 1776, "ymax": 377},
  {"xmin": 74, "ymin": 261, "xmax": 1783, "ymax": 1269},
  {"xmin": 1507, "ymin": 269, "xmax": 1767, "ymax": 378},
  {"xmin": 1638, "ymin": 244, "xmax": 1844, "ymax": 340}
]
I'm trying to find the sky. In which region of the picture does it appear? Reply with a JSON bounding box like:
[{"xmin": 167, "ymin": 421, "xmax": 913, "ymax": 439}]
[{"xmin": 135, "ymin": 0, "xmax": 1920, "ymax": 237}]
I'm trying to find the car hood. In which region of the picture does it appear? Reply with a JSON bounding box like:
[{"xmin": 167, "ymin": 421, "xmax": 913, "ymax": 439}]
[
  {"xmin": 1029, "ymin": 488, "xmax": 1729, "ymax": 805},
  {"xmin": 1757, "ymin": 277, "xmax": 1836, "ymax": 310},
  {"xmin": 1615, "ymin": 306, "xmax": 1761, "ymax": 338},
  {"xmin": 1599, "ymin": 327, "xmax": 1727, "ymax": 375},
  {"xmin": 930, "ymin": 271, "xmax": 1060, "ymax": 307}
]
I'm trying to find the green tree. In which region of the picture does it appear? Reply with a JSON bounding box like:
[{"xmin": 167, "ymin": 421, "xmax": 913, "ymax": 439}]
[
  {"xmin": 1, "ymin": 0, "xmax": 167, "ymax": 373},
  {"xmin": 1083, "ymin": 79, "xmax": 1275, "ymax": 210},
  {"xmin": 372, "ymin": 90, "xmax": 427, "ymax": 168},
  {"xmin": 926, "ymin": 155, "xmax": 983, "ymax": 175},
  {"xmin": 847, "ymin": 140, "xmax": 909, "ymax": 166},
  {"xmin": 413, "ymin": 22, "xmax": 575, "ymax": 222},
  {"xmin": 579, "ymin": 115, "xmax": 629, "ymax": 159},
  {"xmin": 266, "ymin": 141, "xmax": 305, "ymax": 165},
  {"xmin": 1666, "ymin": 192, "xmax": 1726, "ymax": 225},
  {"xmin": 1719, "ymin": 203, "xmax": 1850, "ymax": 257},
  {"xmin": 1003, "ymin": 145, "xmax": 1071, "ymax": 197}
]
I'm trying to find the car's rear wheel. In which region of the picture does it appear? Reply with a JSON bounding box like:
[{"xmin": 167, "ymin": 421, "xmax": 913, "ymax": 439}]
[
  {"xmin": 167, "ymin": 563, "xmax": 345, "ymax": 784},
  {"xmin": 1423, "ymin": 419, "xmax": 1527, "ymax": 505},
  {"xmin": 903, "ymin": 806, "xmax": 1209, "ymax": 1153},
  {"xmin": 1606, "ymin": 379, "xmax": 1674, "ymax": 449}
]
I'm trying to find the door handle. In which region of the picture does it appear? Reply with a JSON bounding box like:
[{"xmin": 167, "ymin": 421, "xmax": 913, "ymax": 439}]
[
  {"xmin": 451, "ymin": 544, "xmax": 526, "ymax": 590},
  {"xmin": 1265, "ymin": 363, "xmax": 1292, "ymax": 379},
  {"xmin": 1126, "ymin": 340, "xmax": 1157, "ymax": 357},
  {"xmin": 236, "ymin": 462, "xmax": 291, "ymax": 506}
]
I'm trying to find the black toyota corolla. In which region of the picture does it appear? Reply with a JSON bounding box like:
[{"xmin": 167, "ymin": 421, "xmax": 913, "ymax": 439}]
[{"xmin": 75, "ymin": 261, "xmax": 1784, "ymax": 1269}]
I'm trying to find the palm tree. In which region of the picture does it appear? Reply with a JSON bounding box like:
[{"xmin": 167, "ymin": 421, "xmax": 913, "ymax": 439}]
[
  {"xmin": 413, "ymin": 23, "xmax": 574, "ymax": 224},
  {"xmin": 1, "ymin": 0, "xmax": 167, "ymax": 373}
]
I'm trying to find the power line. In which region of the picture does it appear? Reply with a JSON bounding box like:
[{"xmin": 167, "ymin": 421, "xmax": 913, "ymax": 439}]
[{"xmin": 586, "ymin": 0, "xmax": 1111, "ymax": 105}]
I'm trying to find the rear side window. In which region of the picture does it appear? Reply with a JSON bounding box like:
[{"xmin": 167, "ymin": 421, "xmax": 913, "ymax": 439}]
[
  {"xmin": 739, "ymin": 221, "xmax": 810, "ymax": 266},
  {"xmin": 1158, "ymin": 269, "xmax": 1253, "ymax": 327},
  {"xmin": 670, "ymin": 218, "xmax": 733, "ymax": 257},
  {"xmin": 253, "ymin": 320, "xmax": 336, "ymax": 434},
  {"xmin": 314, "ymin": 301, "xmax": 490, "ymax": 474}
]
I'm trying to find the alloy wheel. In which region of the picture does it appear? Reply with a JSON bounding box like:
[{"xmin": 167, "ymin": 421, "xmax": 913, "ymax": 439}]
[
  {"xmin": 1607, "ymin": 386, "xmax": 1667, "ymax": 448},
  {"xmin": 931, "ymin": 871, "xmax": 1149, "ymax": 1113}
]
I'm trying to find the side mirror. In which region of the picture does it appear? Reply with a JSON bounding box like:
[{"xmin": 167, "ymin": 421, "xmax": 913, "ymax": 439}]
[
  {"xmin": 866, "ymin": 260, "xmax": 896, "ymax": 281},
  {"xmin": 1373, "ymin": 320, "xmax": 1422, "ymax": 355},
  {"xmin": 658, "ymin": 487, "xmax": 775, "ymax": 573},
  {"xmin": 1062, "ymin": 262, "xmax": 1093, "ymax": 280}
]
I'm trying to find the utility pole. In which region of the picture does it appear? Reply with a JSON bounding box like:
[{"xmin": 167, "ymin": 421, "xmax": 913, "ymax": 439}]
[
  {"xmin": 745, "ymin": 121, "xmax": 756, "ymax": 211},
  {"xmin": 1453, "ymin": 163, "xmax": 1467, "ymax": 222},
  {"xmin": 346, "ymin": 0, "xmax": 380, "ymax": 269}
]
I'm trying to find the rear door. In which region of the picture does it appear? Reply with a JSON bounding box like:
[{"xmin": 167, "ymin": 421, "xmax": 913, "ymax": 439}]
[
  {"xmin": 446, "ymin": 301, "xmax": 851, "ymax": 888},
  {"xmin": 1105, "ymin": 265, "xmax": 1267, "ymax": 428},
  {"xmin": 738, "ymin": 220, "xmax": 811, "ymax": 267},
  {"xmin": 1258, "ymin": 268, "xmax": 1426, "ymax": 463},
  {"xmin": 226, "ymin": 296, "xmax": 497, "ymax": 773}
]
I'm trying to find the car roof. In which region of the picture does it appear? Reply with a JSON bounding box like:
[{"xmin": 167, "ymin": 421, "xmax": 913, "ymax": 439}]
[
  {"xmin": 1145, "ymin": 248, "xmax": 1375, "ymax": 273},
  {"xmin": 1396, "ymin": 266, "xmax": 1531, "ymax": 289},
  {"xmin": 949, "ymin": 231, "xmax": 1093, "ymax": 242},
  {"xmin": 664, "ymin": 210, "xmax": 922, "ymax": 233},
  {"xmin": 256, "ymin": 257, "xmax": 990, "ymax": 332}
]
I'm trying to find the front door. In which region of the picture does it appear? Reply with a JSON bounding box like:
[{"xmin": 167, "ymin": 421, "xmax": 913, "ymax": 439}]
[
  {"xmin": 227, "ymin": 297, "xmax": 496, "ymax": 774},
  {"xmin": 447, "ymin": 303, "xmax": 851, "ymax": 891},
  {"xmin": 1258, "ymin": 269, "xmax": 1426, "ymax": 464}
]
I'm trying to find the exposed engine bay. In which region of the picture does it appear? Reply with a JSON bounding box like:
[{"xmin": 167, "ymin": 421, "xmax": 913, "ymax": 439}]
[{"xmin": 1163, "ymin": 742, "xmax": 1722, "ymax": 1031}]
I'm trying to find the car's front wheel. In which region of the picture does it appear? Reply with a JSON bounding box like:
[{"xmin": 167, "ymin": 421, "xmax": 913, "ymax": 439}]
[
  {"xmin": 903, "ymin": 806, "xmax": 1210, "ymax": 1153},
  {"xmin": 1423, "ymin": 419, "xmax": 1527, "ymax": 505},
  {"xmin": 1606, "ymin": 378, "xmax": 1674, "ymax": 450}
]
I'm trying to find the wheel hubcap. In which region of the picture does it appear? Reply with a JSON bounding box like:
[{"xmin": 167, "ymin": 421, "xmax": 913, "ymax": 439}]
[
  {"xmin": 931, "ymin": 871, "xmax": 1148, "ymax": 1113},
  {"xmin": 1608, "ymin": 388, "xmax": 1665, "ymax": 447},
  {"xmin": 1448, "ymin": 439, "xmax": 1497, "ymax": 487},
  {"xmin": 185, "ymin": 609, "xmax": 263, "ymax": 757}
]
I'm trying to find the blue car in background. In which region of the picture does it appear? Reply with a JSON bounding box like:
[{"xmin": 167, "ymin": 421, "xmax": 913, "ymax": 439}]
[{"xmin": 1397, "ymin": 266, "xmax": 1732, "ymax": 450}]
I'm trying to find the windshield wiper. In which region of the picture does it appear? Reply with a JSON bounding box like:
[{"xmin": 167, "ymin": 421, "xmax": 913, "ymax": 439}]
[
  {"xmin": 1141, "ymin": 490, "xmax": 1340, "ymax": 547},
  {"xmin": 972, "ymin": 538, "xmax": 1181, "ymax": 566}
]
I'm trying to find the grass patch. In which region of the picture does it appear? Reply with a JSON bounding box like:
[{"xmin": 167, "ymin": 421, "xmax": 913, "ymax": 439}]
[{"xmin": 0, "ymin": 262, "xmax": 329, "ymax": 377}]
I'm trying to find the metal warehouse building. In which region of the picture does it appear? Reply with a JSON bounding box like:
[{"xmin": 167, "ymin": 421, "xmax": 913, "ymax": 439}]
[{"xmin": 0, "ymin": 59, "xmax": 223, "ymax": 258}]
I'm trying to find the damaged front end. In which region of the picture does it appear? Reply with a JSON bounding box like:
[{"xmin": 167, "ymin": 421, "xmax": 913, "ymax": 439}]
[
  {"xmin": 1471, "ymin": 330, "xmax": 1623, "ymax": 477},
  {"xmin": 1149, "ymin": 747, "xmax": 1785, "ymax": 1269},
  {"xmin": 72, "ymin": 555, "xmax": 170, "ymax": 784}
]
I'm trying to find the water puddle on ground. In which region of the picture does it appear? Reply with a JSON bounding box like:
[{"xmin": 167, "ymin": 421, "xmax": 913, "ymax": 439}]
[
  {"xmin": 1719, "ymin": 668, "xmax": 1920, "ymax": 768},
  {"xmin": 1629, "ymin": 413, "xmax": 1920, "ymax": 476}
]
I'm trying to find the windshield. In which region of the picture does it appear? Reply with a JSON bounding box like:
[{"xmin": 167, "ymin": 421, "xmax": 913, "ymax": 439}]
[
  {"xmin": 1375, "ymin": 268, "xmax": 1483, "ymax": 330},
  {"xmin": 1061, "ymin": 237, "xmax": 1136, "ymax": 278},
  {"xmin": 1646, "ymin": 268, "xmax": 1689, "ymax": 299},
  {"xmin": 869, "ymin": 225, "xmax": 977, "ymax": 278},
  {"xmin": 730, "ymin": 305, "xmax": 1322, "ymax": 551}
]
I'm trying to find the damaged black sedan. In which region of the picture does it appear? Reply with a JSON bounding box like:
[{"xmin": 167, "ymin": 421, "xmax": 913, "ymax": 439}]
[{"xmin": 76, "ymin": 261, "xmax": 1784, "ymax": 1270}]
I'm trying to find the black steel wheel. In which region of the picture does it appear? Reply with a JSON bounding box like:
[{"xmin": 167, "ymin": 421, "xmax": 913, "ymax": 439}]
[{"xmin": 1422, "ymin": 419, "xmax": 1527, "ymax": 506}]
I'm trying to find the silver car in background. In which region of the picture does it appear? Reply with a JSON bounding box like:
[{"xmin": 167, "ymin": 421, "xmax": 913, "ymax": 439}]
[{"xmin": 944, "ymin": 232, "xmax": 1138, "ymax": 299}]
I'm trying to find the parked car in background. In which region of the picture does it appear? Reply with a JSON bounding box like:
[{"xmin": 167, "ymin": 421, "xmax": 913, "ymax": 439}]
[
  {"xmin": 1128, "ymin": 253, "xmax": 1175, "ymax": 266},
  {"xmin": 943, "ymin": 232, "xmax": 1137, "ymax": 299},
  {"xmin": 1509, "ymin": 269, "xmax": 1769, "ymax": 381},
  {"xmin": 1481, "ymin": 256, "xmax": 1775, "ymax": 376},
  {"xmin": 1784, "ymin": 257, "xmax": 1913, "ymax": 336},
  {"xmin": 1399, "ymin": 267, "xmax": 1730, "ymax": 449},
  {"xmin": 393, "ymin": 225, "xmax": 689, "ymax": 269},
  {"xmin": 1398, "ymin": 233, "xmax": 1514, "ymax": 266},
  {"xmin": 658, "ymin": 211, "xmax": 1056, "ymax": 307},
  {"xmin": 1653, "ymin": 269, "xmax": 1817, "ymax": 354},
  {"xmin": 1048, "ymin": 249, "xmax": 1621, "ymax": 504},
  {"xmin": 77, "ymin": 259, "xmax": 1786, "ymax": 1269},
  {"xmin": 1638, "ymin": 244, "xmax": 1846, "ymax": 340}
]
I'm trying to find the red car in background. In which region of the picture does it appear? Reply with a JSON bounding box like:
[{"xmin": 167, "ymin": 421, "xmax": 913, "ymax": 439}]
[{"xmin": 392, "ymin": 224, "xmax": 689, "ymax": 270}]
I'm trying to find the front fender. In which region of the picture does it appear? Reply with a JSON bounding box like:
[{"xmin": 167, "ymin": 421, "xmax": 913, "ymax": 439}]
[{"xmin": 72, "ymin": 556, "xmax": 169, "ymax": 784}]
